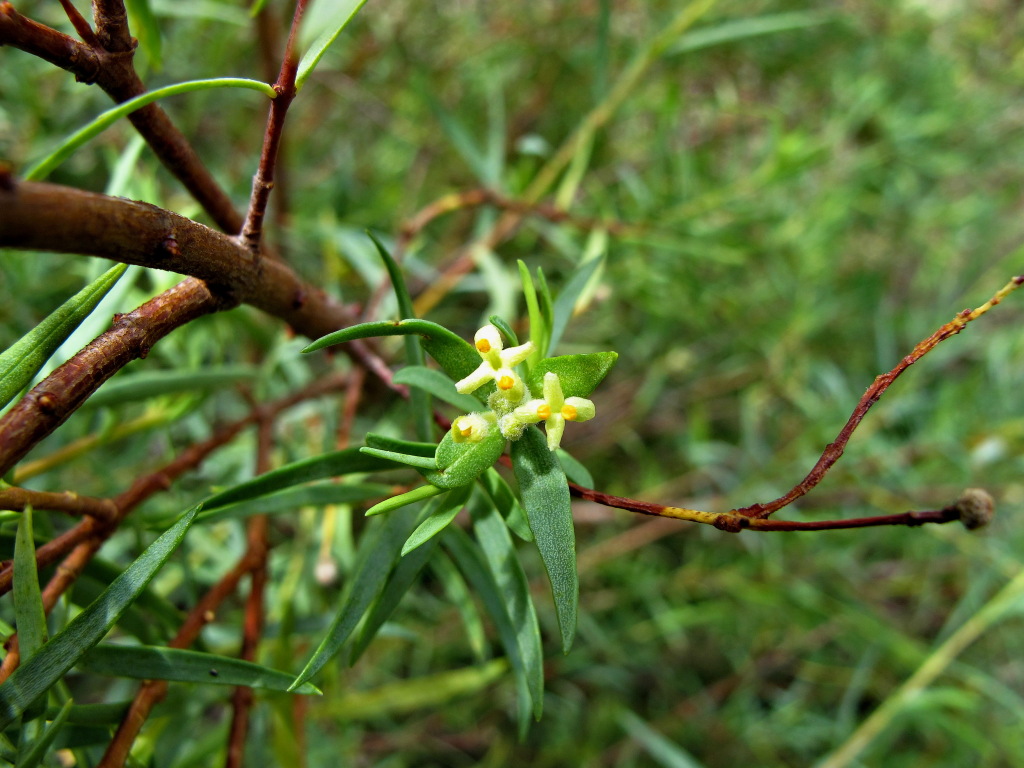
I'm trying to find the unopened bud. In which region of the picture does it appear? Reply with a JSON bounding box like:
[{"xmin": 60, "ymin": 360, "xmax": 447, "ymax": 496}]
[{"xmin": 955, "ymin": 488, "xmax": 995, "ymax": 530}]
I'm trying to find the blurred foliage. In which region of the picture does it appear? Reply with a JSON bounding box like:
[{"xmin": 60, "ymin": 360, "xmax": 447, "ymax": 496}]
[{"xmin": 2, "ymin": 0, "xmax": 1024, "ymax": 765}]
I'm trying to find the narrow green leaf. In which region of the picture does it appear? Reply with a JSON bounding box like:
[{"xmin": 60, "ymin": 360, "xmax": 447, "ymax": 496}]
[
  {"xmin": 511, "ymin": 427, "xmax": 578, "ymax": 653},
  {"xmin": 488, "ymin": 315, "xmax": 519, "ymax": 346},
  {"xmin": 550, "ymin": 255, "xmax": 603, "ymax": 353},
  {"xmin": 349, "ymin": 518, "xmax": 443, "ymax": 664},
  {"xmin": 296, "ymin": 0, "xmax": 371, "ymax": 90},
  {"xmin": 556, "ymin": 449, "xmax": 594, "ymax": 488},
  {"xmin": 668, "ymin": 11, "xmax": 833, "ymax": 56},
  {"xmin": 196, "ymin": 482, "xmax": 393, "ymax": 525},
  {"xmin": 470, "ymin": 497, "xmax": 544, "ymax": 720},
  {"xmin": 0, "ymin": 264, "xmax": 127, "ymax": 410},
  {"xmin": 359, "ymin": 447, "xmax": 439, "ymax": 472},
  {"xmin": 13, "ymin": 507, "xmax": 47, "ymax": 662},
  {"xmin": 518, "ymin": 260, "xmax": 547, "ymax": 364},
  {"xmin": 346, "ymin": 486, "xmax": 467, "ymax": 663},
  {"xmin": 202, "ymin": 448, "xmax": 395, "ymax": 511},
  {"xmin": 25, "ymin": 79, "xmax": 276, "ymax": 181},
  {"xmin": 365, "ymin": 484, "xmax": 445, "ymax": 517},
  {"xmin": 443, "ymin": 527, "xmax": 534, "ymax": 737},
  {"xmin": 393, "ymin": 366, "xmax": 481, "ymax": 412},
  {"xmin": 0, "ymin": 506, "xmax": 198, "ymax": 730},
  {"xmin": 365, "ymin": 433, "xmax": 438, "ymax": 457},
  {"xmin": 527, "ymin": 352, "xmax": 618, "ymax": 400},
  {"xmin": 320, "ymin": 660, "xmax": 508, "ymax": 720},
  {"xmin": 302, "ymin": 320, "xmax": 480, "ymax": 383},
  {"xmin": 402, "ymin": 484, "xmax": 471, "ymax": 556},
  {"xmin": 14, "ymin": 699, "xmax": 73, "ymax": 768},
  {"xmin": 367, "ymin": 231, "xmax": 432, "ymax": 441},
  {"xmin": 290, "ymin": 509, "xmax": 417, "ymax": 690},
  {"xmin": 431, "ymin": 553, "xmax": 488, "ymax": 662},
  {"xmin": 84, "ymin": 366, "xmax": 257, "ymax": 409},
  {"xmin": 420, "ymin": 81, "xmax": 497, "ymax": 185},
  {"xmin": 535, "ymin": 267, "xmax": 555, "ymax": 337},
  {"xmin": 618, "ymin": 709, "xmax": 708, "ymax": 768},
  {"xmin": 479, "ymin": 468, "xmax": 533, "ymax": 542},
  {"xmin": 43, "ymin": 701, "xmax": 129, "ymax": 725},
  {"xmin": 77, "ymin": 644, "xmax": 321, "ymax": 694},
  {"xmin": 425, "ymin": 429, "xmax": 506, "ymax": 490}
]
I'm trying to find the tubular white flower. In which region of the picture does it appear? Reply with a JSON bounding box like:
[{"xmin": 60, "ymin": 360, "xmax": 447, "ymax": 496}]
[
  {"xmin": 454, "ymin": 324, "xmax": 535, "ymax": 401},
  {"xmin": 509, "ymin": 371, "xmax": 595, "ymax": 450}
]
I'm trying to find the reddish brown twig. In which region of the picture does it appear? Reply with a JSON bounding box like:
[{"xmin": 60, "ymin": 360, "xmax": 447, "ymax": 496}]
[
  {"xmin": 0, "ymin": 487, "xmax": 117, "ymax": 522},
  {"xmin": 57, "ymin": 0, "xmax": 99, "ymax": 47},
  {"xmin": 240, "ymin": 0, "xmax": 308, "ymax": 251},
  {"xmin": 225, "ymin": 415, "xmax": 274, "ymax": 768},
  {"xmin": 735, "ymin": 275, "xmax": 1024, "ymax": 519},
  {"xmin": 570, "ymin": 276, "xmax": 1022, "ymax": 531}
]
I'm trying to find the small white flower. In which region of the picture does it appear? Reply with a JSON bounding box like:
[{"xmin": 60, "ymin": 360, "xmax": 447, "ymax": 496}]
[
  {"xmin": 510, "ymin": 371, "xmax": 595, "ymax": 450},
  {"xmin": 455, "ymin": 324, "xmax": 534, "ymax": 403},
  {"xmin": 451, "ymin": 412, "xmax": 496, "ymax": 443}
]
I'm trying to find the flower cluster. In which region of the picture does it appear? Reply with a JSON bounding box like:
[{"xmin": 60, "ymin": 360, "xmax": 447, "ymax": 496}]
[{"xmin": 451, "ymin": 324, "xmax": 595, "ymax": 451}]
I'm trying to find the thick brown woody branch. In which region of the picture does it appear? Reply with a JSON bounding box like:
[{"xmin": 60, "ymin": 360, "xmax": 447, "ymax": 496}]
[{"xmin": 0, "ymin": 180, "xmax": 353, "ymax": 339}]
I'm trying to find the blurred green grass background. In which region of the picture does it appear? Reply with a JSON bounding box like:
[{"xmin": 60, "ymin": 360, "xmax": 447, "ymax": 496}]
[{"xmin": 3, "ymin": 0, "xmax": 1024, "ymax": 765}]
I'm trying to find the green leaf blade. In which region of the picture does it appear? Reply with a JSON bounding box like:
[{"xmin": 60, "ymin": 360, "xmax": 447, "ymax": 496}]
[
  {"xmin": 527, "ymin": 352, "xmax": 618, "ymax": 399},
  {"xmin": 302, "ymin": 320, "xmax": 480, "ymax": 383},
  {"xmin": 0, "ymin": 264, "xmax": 127, "ymax": 411},
  {"xmin": 0, "ymin": 506, "xmax": 199, "ymax": 730},
  {"xmin": 290, "ymin": 509, "xmax": 417, "ymax": 690},
  {"xmin": 402, "ymin": 485, "xmax": 471, "ymax": 556},
  {"xmin": 470, "ymin": 498, "xmax": 545, "ymax": 720},
  {"xmin": 511, "ymin": 427, "xmax": 578, "ymax": 654},
  {"xmin": 393, "ymin": 366, "xmax": 482, "ymax": 412},
  {"xmin": 77, "ymin": 645, "xmax": 321, "ymax": 694}
]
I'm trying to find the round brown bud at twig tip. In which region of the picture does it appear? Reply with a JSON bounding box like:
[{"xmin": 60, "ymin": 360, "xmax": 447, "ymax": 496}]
[{"xmin": 955, "ymin": 488, "xmax": 995, "ymax": 530}]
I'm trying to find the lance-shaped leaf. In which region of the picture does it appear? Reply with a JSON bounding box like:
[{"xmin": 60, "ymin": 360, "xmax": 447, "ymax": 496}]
[
  {"xmin": 202, "ymin": 448, "xmax": 396, "ymax": 511},
  {"xmin": 364, "ymin": 484, "xmax": 445, "ymax": 517},
  {"xmin": 368, "ymin": 232, "xmax": 432, "ymax": 441},
  {"xmin": 13, "ymin": 699, "xmax": 72, "ymax": 768},
  {"xmin": 443, "ymin": 527, "xmax": 535, "ymax": 737},
  {"xmin": 348, "ymin": 487, "xmax": 470, "ymax": 664},
  {"xmin": 197, "ymin": 482, "xmax": 393, "ymax": 525},
  {"xmin": 470, "ymin": 498, "xmax": 544, "ymax": 721},
  {"xmin": 424, "ymin": 429, "xmax": 506, "ymax": 489},
  {"xmin": 0, "ymin": 264, "xmax": 126, "ymax": 410},
  {"xmin": 0, "ymin": 506, "xmax": 198, "ymax": 730},
  {"xmin": 289, "ymin": 509, "xmax": 416, "ymax": 690},
  {"xmin": 527, "ymin": 351, "xmax": 618, "ymax": 400},
  {"xmin": 302, "ymin": 320, "xmax": 480, "ymax": 383},
  {"xmin": 393, "ymin": 366, "xmax": 481, "ymax": 412},
  {"xmin": 77, "ymin": 644, "xmax": 321, "ymax": 694},
  {"xmin": 13, "ymin": 507, "xmax": 47, "ymax": 663},
  {"xmin": 511, "ymin": 427, "xmax": 578, "ymax": 653},
  {"xmin": 402, "ymin": 484, "xmax": 472, "ymax": 556}
]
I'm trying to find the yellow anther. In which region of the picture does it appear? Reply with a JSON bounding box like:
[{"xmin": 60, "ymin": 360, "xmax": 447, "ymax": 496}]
[
  {"xmin": 561, "ymin": 404, "xmax": 578, "ymax": 420},
  {"xmin": 537, "ymin": 404, "xmax": 551, "ymax": 419},
  {"xmin": 476, "ymin": 339, "xmax": 492, "ymax": 353},
  {"xmin": 460, "ymin": 424, "xmax": 473, "ymax": 436},
  {"xmin": 498, "ymin": 375, "xmax": 515, "ymax": 390}
]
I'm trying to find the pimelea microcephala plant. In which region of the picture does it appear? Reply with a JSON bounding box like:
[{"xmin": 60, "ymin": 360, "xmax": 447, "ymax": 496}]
[{"xmin": 301, "ymin": 242, "xmax": 616, "ymax": 727}]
